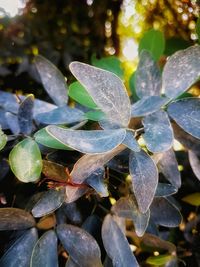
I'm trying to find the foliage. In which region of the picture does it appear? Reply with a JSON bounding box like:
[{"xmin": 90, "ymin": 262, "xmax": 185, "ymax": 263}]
[{"xmin": 0, "ymin": 32, "xmax": 200, "ymax": 266}]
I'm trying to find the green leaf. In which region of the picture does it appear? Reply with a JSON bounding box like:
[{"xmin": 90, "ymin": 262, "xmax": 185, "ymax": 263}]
[
  {"xmin": 182, "ymin": 192, "xmax": 200, "ymax": 206},
  {"xmin": 47, "ymin": 126, "xmax": 126, "ymax": 154},
  {"xmin": 91, "ymin": 55, "xmax": 124, "ymax": 79},
  {"xmin": 30, "ymin": 230, "xmax": 58, "ymax": 267},
  {"xmin": 35, "ymin": 55, "xmax": 68, "ymax": 106},
  {"xmin": 146, "ymin": 254, "xmax": 175, "ymax": 266},
  {"xmin": 84, "ymin": 110, "xmax": 105, "ymax": 121},
  {"xmin": 0, "ymin": 127, "xmax": 7, "ymax": 150},
  {"xmin": 69, "ymin": 81, "xmax": 97, "ymax": 109},
  {"xmin": 0, "ymin": 208, "xmax": 35, "ymax": 230},
  {"xmin": 138, "ymin": 29, "xmax": 165, "ymax": 61},
  {"xmin": 129, "ymin": 72, "xmax": 140, "ymax": 102},
  {"xmin": 196, "ymin": 17, "xmax": 200, "ymax": 43},
  {"xmin": 165, "ymin": 38, "xmax": 190, "ymax": 56},
  {"xmin": 34, "ymin": 128, "xmax": 72, "ymax": 150},
  {"xmin": 9, "ymin": 138, "xmax": 42, "ymax": 183}
]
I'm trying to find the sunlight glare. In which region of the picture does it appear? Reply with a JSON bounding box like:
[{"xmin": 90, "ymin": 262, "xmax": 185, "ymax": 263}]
[{"xmin": 0, "ymin": 0, "xmax": 25, "ymax": 17}]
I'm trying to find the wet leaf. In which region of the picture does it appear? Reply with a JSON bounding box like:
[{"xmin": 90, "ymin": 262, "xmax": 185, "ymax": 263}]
[
  {"xmin": 57, "ymin": 224, "xmax": 102, "ymax": 267},
  {"xmin": 168, "ymin": 98, "xmax": 200, "ymax": 139},
  {"xmin": 32, "ymin": 188, "xmax": 66, "ymax": 217},
  {"xmin": 182, "ymin": 192, "xmax": 200, "ymax": 206},
  {"xmin": 0, "ymin": 228, "xmax": 38, "ymax": 267},
  {"xmin": 157, "ymin": 149, "xmax": 181, "ymax": 189},
  {"xmin": 155, "ymin": 183, "xmax": 177, "ymax": 197},
  {"xmin": 18, "ymin": 94, "xmax": 34, "ymax": 134},
  {"xmin": 163, "ymin": 45, "xmax": 200, "ymax": 99},
  {"xmin": 122, "ymin": 130, "xmax": 140, "ymax": 152},
  {"xmin": 143, "ymin": 110, "xmax": 174, "ymax": 153},
  {"xmin": 188, "ymin": 150, "xmax": 200, "ymax": 181},
  {"xmin": 91, "ymin": 55, "xmax": 124, "ymax": 79},
  {"xmin": 131, "ymin": 96, "xmax": 167, "ymax": 117},
  {"xmin": 47, "ymin": 126, "xmax": 126, "ymax": 154},
  {"xmin": 138, "ymin": 29, "xmax": 165, "ymax": 61},
  {"xmin": 102, "ymin": 214, "xmax": 139, "ymax": 267},
  {"xmin": 71, "ymin": 145, "xmax": 125, "ymax": 183},
  {"xmin": 9, "ymin": 138, "xmax": 42, "ymax": 183},
  {"xmin": 111, "ymin": 196, "xmax": 150, "ymax": 237},
  {"xmin": 69, "ymin": 81, "xmax": 97, "ymax": 109},
  {"xmin": 129, "ymin": 150, "xmax": 158, "ymax": 213},
  {"xmin": 35, "ymin": 106, "xmax": 85, "ymax": 125},
  {"xmin": 150, "ymin": 197, "xmax": 182, "ymax": 227},
  {"xmin": 69, "ymin": 62, "xmax": 130, "ymax": 127},
  {"xmin": 0, "ymin": 208, "xmax": 35, "ymax": 230},
  {"xmin": 0, "ymin": 128, "xmax": 7, "ymax": 151},
  {"xmin": 30, "ymin": 230, "xmax": 58, "ymax": 267},
  {"xmin": 146, "ymin": 254, "xmax": 175, "ymax": 266},
  {"xmin": 86, "ymin": 168, "xmax": 108, "ymax": 197},
  {"xmin": 34, "ymin": 128, "xmax": 72, "ymax": 150},
  {"xmin": 35, "ymin": 55, "xmax": 68, "ymax": 106},
  {"xmin": 135, "ymin": 50, "xmax": 161, "ymax": 98},
  {"xmin": 5, "ymin": 112, "xmax": 20, "ymax": 135}
]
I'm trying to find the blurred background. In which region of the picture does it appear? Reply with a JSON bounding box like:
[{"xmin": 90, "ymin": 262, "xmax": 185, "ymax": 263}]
[{"xmin": 0, "ymin": 0, "xmax": 199, "ymax": 97}]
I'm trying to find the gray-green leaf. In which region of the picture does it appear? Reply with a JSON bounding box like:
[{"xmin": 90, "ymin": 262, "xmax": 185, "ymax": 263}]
[
  {"xmin": 35, "ymin": 55, "xmax": 68, "ymax": 106},
  {"xmin": 0, "ymin": 128, "xmax": 7, "ymax": 151},
  {"xmin": 69, "ymin": 62, "xmax": 130, "ymax": 127},
  {"xmin": 129, "ymin": 150, "xmax": 158, "ymax": 213},
  {"xmin": 167, "ymin": 98, "xmax": 200, "ymax": 139},
  {"xmin": 163, "ymin": 45, "xmax": 200, "ymax": 99},
  {"xmin": 47, "ymin": 126, "xmax": 126, "ymax": 154}
]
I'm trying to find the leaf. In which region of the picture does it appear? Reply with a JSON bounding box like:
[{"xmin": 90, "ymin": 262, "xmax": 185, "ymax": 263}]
[
  {"xmin": 141, "ymin": 233, "xmax": 176, "ymax": 253},
  {"xmin": 111, "ymin": 195, "xmax": 150, "ymax": 237},
  {"xmin": 5, "ymin": 112, "xmax": 20, "ymax": 135},
  {"xmin": 150, "ymin": 197, "xmax": 182, "ymax": 227},
  {"xmin": 68, "ymin": 81, "xmax": 97, "ymax": 109},
  {"xmin": 146, "ymin": 255, "xmax": 175, "ymax": 266},
  {"xmin": 182, "ymin": 192, "xmax": 200, "ymax": 206},
  {"xmin": 0, "ymin": 208, "xmax": 35, "ymax": 230},
  {"xmin": 167, "ymin": 98, "xmax": 200, "ymax": 139},
  {"xmin": 143, "ymin": 110, "xmax": 174, "ymax": 153},
  {"xmin": 0, "ymin": 228, "xmax": 38, "ymax": 267},
  {"xmin": 33, "ymin": 98, "xmax": 57, "ymax": 116},
  {"xmin": 122, "ymin": 130, "xmax": 140, "ymax": 152},
  {"xmin": 188, "ymin": 150, "xmax": 200, "ymax": 181},
  {"xmin": 18, "ymin": 94, "xmax": 34, "ymax": 134},
  {"xmin": 129, "ymin": 72, "xmax": 140, "ymax": 102},
  {"xmin": 157, "ymin": 149, "xmax": 181, "ymax": 189},
  {"xmin": 57, "ymin": 224, "xmax": 102, "ymax": 267},
  {"xmin": 165, "ymin": 38, "xmax": 190, "ymax": 56},
  {"xmin": 84, "ymin": 110, "xmax": 105, "ymax": 121},
  {"xmin": 9, "ymin": 138, "xmax": 42, "ymax": 183},
  {"xmin": 172, "ymin": 122, "xmax": 200, "ymax": 153},
  {"xmin": 35, "ymin": 106, "xmax": 85, "ymax": 125},
  {"xmin": 0, "ymin": 90, "xmax": 19, "ymax": 113},
  {"xmin": 65, "ymin": 185, "xmax": 89, "ymax": 203},
  {"xmin": 135, "ymin": 50, "xmax": 162, "ymax": 98},
  {"xmin": 129, "ymin": 150, "xmax": 158, "ymax": 213},
  {"xmin": 0, "ymin": 109, "xmax": 9, "ymax": 129},
  {"xmin": 0, "ymin": 128, "xmax": 7, "ymax": 151},
  {"xmin": 47, "ymin": 126, "xmax": 126, "ymax": 154},
  {"xmin": 61, "ymin": 202, "xmax": 82, "ymax": 225},
  {"xmin": 34, "ymin": 128, "xmax": 72, "ymax": 150},
  {"xmin": 155, "ymin": 183, "xmax": 177, "ymax": 197},
  {"xmin": 71, "ymin": 145, "xmax": 125, "ymax": 183},
  {"xmin": 42, "ymin": 160, "xmax": 67, "ymax": 181},
  {"xmin": 163, "ymin": 45, "xmax": 200, "ymax": 99},
  {"xmin": 32, "ymin": 188, "xmax": 66, "ymax": 218},
  {"xmin": 102, "ymin": 214, "xmax": 139, "ymax": 267},
  {"xmin": 131, "ymin": 96, "xmax": 167, "ymax": 117},
  {"xmin": 86, "ymin": 168, "xmax": 108, "ymax": 197},
  {"xmin": 91, "ymin": 55, "xmax": 124, "ymax": 79},
  {"xmin": 30, "ymin": 230, "xmax": 58, "ymax": 267},
  {"xmin": 196, "ymin": 17, "xmax": 200, "ymax": 43},
  {"xmin": 69, "ymin": 62, "xmax": 131, "ymax": 127},
  {"xmin": 35, "ymin": 55, "xmax": 68, "ymax": 106},
  {"xmin": 138, "ymin": 29, "xmax": 165, "ymax": 61}
]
